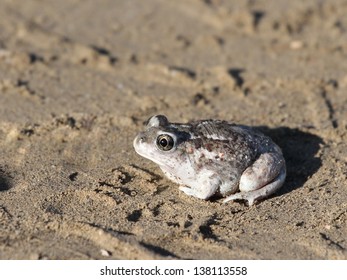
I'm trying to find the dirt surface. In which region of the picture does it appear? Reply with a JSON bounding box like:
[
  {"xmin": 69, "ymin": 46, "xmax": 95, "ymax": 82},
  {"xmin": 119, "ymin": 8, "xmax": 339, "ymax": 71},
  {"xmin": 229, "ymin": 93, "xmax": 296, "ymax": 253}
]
[{"xmin": 0, "ymin": 0, "xmax": 346, "ymax": 260}]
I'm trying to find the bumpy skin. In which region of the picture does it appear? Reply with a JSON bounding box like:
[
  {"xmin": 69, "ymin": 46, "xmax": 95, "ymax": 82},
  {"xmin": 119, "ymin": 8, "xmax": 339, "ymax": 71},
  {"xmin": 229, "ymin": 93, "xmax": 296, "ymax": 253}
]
[{"xmin": 133, "ymin": 115, "xmax": 286, "ymax": 205}]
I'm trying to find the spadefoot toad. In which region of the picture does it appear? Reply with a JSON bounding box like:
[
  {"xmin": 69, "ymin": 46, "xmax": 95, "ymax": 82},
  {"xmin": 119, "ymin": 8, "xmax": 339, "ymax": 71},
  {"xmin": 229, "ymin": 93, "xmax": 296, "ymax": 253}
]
[{"xmin": 133, "ymin": 115, "xmax": 286, "ymax": 205}]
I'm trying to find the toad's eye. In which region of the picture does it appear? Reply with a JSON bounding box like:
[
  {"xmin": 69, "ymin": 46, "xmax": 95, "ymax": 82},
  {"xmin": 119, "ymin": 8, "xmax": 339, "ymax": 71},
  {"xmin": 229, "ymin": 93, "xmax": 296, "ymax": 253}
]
[{"xmin": 156, "ymin": 134, "xmax": 174, "ymax": 151}]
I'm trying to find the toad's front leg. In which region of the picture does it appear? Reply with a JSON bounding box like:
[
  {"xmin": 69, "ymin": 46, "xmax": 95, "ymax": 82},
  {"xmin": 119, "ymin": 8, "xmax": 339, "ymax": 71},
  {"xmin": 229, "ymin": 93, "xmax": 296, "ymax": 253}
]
[
  {"xmin": 223, "ymin": 153, "xmax": 286, "ymax": 206},
  {"xmin": 179, "ymin": 170, "xmax": 220, "ymax": 200}
]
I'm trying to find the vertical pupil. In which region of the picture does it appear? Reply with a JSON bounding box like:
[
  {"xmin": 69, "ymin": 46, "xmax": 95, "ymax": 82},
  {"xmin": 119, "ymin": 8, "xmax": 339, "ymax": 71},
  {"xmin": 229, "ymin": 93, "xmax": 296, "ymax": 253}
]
[{"xmin": 160, "ymin": 138, "xmax": 168, "ymax": 146}]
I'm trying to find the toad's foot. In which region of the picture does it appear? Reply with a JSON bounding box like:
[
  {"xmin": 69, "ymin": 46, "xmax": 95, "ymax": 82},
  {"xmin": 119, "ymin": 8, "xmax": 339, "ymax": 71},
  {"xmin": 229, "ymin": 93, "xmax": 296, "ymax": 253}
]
[{"xmin": 223, "ymin": 167, "xmax": 286, "ymax": 206}]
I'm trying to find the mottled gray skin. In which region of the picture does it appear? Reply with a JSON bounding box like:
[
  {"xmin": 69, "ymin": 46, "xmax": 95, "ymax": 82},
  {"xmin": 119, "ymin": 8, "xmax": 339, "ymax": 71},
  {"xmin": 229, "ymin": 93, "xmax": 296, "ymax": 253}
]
[{"xmin": 133, "ymin": 115, "xmax": 286, "ymax": 205}]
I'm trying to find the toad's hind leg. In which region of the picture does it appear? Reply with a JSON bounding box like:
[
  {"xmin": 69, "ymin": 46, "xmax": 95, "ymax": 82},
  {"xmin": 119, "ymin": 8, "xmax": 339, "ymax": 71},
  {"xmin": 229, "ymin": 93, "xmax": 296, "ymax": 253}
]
[
  {"xmin": 223, "ymin": 168, "xmax": 286, "ymax": 206},
  {"xmin": 223, "ymin": 153, "xmax": 286, "ymax": 206}
]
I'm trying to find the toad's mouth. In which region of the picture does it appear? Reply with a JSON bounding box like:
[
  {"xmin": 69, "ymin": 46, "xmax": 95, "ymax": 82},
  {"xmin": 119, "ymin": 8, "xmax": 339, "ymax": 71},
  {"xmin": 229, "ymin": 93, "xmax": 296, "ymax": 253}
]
[{"xmin": 133, "ymin": 135, "xmax": 169, "ymax": 167}]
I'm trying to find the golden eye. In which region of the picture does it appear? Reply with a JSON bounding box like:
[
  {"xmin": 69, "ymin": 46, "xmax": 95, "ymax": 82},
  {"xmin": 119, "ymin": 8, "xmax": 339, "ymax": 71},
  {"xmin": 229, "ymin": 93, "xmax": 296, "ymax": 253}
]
[{"xmin": 156, "ymin": 134, "xmax": 174, "ymax": 151}]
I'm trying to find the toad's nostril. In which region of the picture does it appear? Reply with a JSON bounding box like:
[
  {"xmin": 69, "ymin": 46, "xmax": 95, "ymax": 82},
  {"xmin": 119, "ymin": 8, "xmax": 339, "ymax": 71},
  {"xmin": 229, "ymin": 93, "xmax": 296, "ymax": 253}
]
[{"xmin": 138, "ymin": 134, "xmax": 147, "ymax": 143}]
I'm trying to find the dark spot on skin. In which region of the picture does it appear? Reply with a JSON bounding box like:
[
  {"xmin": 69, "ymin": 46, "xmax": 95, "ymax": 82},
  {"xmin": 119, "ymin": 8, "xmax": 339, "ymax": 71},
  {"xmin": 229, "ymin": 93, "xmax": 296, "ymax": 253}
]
[
  {"xmin": 206, "ymin": 143, "xmax": 213, "ymax": 152},
  {"xmin": 193, "ymin": 139, "xmax": 203, "ymax": 149}
]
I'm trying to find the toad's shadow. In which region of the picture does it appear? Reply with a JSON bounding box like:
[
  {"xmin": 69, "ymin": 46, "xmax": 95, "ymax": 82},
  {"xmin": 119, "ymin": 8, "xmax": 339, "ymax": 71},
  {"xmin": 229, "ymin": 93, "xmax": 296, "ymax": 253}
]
[{"xmin": 255, "ymin": 126, "xmax": 323, "ymax": 197}]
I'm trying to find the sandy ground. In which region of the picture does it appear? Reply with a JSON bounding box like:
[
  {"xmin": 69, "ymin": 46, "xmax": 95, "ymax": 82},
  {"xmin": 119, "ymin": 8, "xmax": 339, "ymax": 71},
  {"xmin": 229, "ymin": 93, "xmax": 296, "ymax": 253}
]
[{"xmin": 0, "ymin": 0, "xmax": 346, "ymax": 260}]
